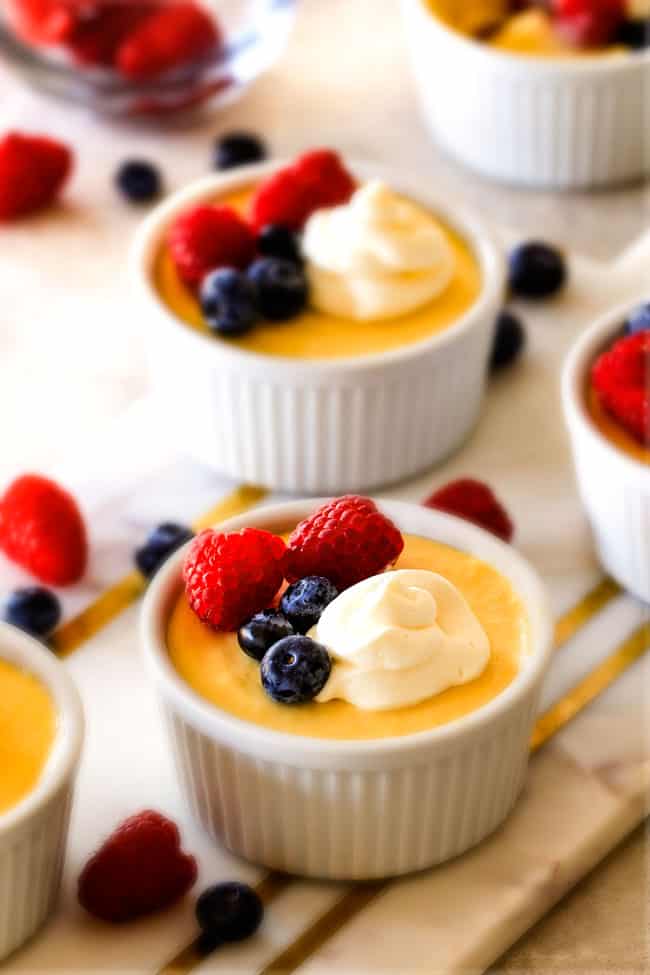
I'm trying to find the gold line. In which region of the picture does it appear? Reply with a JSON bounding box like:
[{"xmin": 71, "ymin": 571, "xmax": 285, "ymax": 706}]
[
  {"xmin": 159, "ymin": 873, "xmax": 292, "ymax": 975},
  {"xmin": 51, "ymin": 485, "xmax": 267, "ymax": 658},
  {"xmin": 552, "ymin": 578, "xmax": 620, "ymax": 649},
  {"xmin": 253, "ymin": 624, "xmax": 650, "ymax": 975},
  {"xmin": 531, "ymin": 622, "xmax": 649, "ymax": 752}
]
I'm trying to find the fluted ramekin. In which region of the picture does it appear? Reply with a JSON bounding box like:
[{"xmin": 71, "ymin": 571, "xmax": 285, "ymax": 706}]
[
  {"xmin": 131, "ymin": 162, "xmax": 504, "ymax": 494},
  {"xmin": 562, "ymin": 303, "xmax": 650, "ymax": 603},
  {"xmin": 0, "ymin": 624, "xmax": 84, "ymax": 960},
  {"xmin": 402, "ymin": 0, "xmax": 650, "ymax": 189},
  {"xmin": 142, "ymin": 499, "xmax": 552, "ymax": 880}
]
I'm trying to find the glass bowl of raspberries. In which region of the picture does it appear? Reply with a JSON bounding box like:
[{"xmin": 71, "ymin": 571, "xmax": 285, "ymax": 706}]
[{"xmin": 0, "ymin": 0, "xmax": 296, "ymax": 117}]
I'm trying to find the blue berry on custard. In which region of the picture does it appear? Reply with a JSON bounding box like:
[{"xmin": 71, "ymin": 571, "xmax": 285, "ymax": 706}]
[
  {"xmin": 257, "ymin": 224, "xmax": 303, "ymax": 265},
  {"xmin": 4, "ymin": 587, "xmax": 61, "ymax": 638},
  {"xmin": 135, "ymin": 523, "xmax": 193, "ymax": 579},
  {"xmin": 625, "ymin": 302, "xmax": 650, "ymax": 335},
  {"xmin": 196, "ymin": 881, "xmax": 263, "ymax": 952},
  {"xmin": 261, "ymin": 636, "xmax": 331, "ymax": 704},
  {"xmin": 238, "ymin": 609, "xmax": 295, "ymax": 662},
  {"xmin": 115, "ymin": 160, "xmax": 162, "ymax": 203},
  {"xmin": 200, "ymin": 268, "xmax": 258, "ymax": 336},
  {"xmin": 213, "ymin": 132, "xmax": 267, "ymax": 171},
  {"xmin": 280, "ymin": 576, "xmax": 338, "ymax": 634},
  {"xmin": 247, "ymin": 258, "xmax": 308, "ymax": 321},
  {"xmin": 509, "ymin": 242, "xmax": 567, "ymax": 300},
  {"xmin": 490, "ymin": 310, "xmax": 526, "ymax": 371}
]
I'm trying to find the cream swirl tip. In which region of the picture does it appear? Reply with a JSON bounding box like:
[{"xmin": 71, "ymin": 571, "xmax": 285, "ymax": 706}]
[
  {"xmin": 302, "ymin": 180, "xmax": 456, "ymax": 321},
  {"xmin": 312, "ymin": 569, "xmax": 490, "ymax": 711}
]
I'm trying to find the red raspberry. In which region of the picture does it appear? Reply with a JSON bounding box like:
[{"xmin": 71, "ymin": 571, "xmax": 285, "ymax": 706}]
[
  {"xmin": 424, "ymin": 479, "xmax": 514, "ymax": 543},
  {"xmin": 552, "ymin": 0, "xmax": 625, "ymax": 47},
  {"xmin": 284, "ymin": 496, "xmax": 404, "ymax": 591},
  {"xmin": 78, "ymin": 811, "xmax": 197, "ymax": 923},
  {"xmin": 0, "ymin": 474, "xmax": 87, "ymax": 585},
  {"xmin": 184, "ymin": 528, "xmax": 287, "ymax": 631},
  {"xmin": 592, "ymin": 331, "xmax": 650, "ymax": 444},
  {"xmin": 7, "ymin": 0, "xmax": 76, "ymax": 44},
  {"xmin": 169, "ymin": 204, "xmax": 256, "ymax": 287},
  {"xmin": 65, "ymin": 3, "xmax": 155, "ymax": 67},
  {"xmin": 0, "ymin": 132, "xmax": 73, "ymax": 221},
  {"xmin": 249, "ymin": 149, "xmax": 355, "ymax": 233},
  {"xmin": 116, "ymin": 1, "xmax": 221, "ymax": 80}
]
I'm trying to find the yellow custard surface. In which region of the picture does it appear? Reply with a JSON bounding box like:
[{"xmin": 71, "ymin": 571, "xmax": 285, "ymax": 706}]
[
  {"xmin": 167, "ymin": 533, "xmax": 530, "ymax": 740},
  {"xmin": 427, "ymin": 2, "xmax": 626, "ymax": 57},
  {"xmin": 0, "ymin": 659, "xmax": 56, "ymax": 815},
  {"xmin": 154, "ymin": 187, "xmax": 482, "ymax": 360},
  {"xmin": 587, "ymin": 384, "xmax": 650, "ymax": 466}
]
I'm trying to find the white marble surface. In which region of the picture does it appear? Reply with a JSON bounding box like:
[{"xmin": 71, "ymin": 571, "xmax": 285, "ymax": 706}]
[{"xmin": 1, "ymin": 0, "xmax": 649, "ymax": 969}]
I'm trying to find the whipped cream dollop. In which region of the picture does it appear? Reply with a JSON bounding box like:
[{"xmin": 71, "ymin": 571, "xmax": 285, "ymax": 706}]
[
  {"xmin": 312, "ymin": 569, "xmax": 490, "ymax": 711},
  {"xmin": 302, "ymin": 180, "xmax": 456, "ymax": 321}
]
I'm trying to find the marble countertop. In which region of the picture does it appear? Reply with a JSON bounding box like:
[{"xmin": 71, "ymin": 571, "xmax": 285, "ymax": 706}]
[{"xmin": 0, "ymin": 0, "xmax": 647, "ymax": 970}]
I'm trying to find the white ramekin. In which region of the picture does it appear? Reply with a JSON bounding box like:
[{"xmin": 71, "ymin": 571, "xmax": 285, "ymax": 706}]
[
  {"xmin": 131, "ymin": 161, "xmax": 504, "ymax": 494},
  {"xmin": 0, "ymin": 624, "xmax": 84, "ymax": 961},
  {"xmin": 141, "ymin": 499, "xmax": 553, "ymax": 880},
  {"xmin": 402, "ymin": 0, "xmax": 650, "ymax": 189},
  {"xmin": 562, "ymin": 303, "xmax": 650, "ymax": 603}
]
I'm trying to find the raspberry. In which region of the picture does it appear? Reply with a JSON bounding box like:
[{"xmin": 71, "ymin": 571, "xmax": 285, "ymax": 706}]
[
  {"xmin": 78, "ymin": 811, "xmax": 197, "ymax": 923},
  {"xmin": 249, "ymin": 149, "xmax": 355, "ymax": 233},
  {"xmin": 184, "ymin": 528, "xmax": 287, "ymax": 631},
  {"xmin": 0, "ymin": 474, "xmax": 87, "ymax": 585},
  {"xmin": 284, "ymin": 496, "xmax": 404, "ymax": 591},
  {"xmin": 552, "ymin": 0, "xmax": 625, "ymax": 47},
  {"xmin": 0, "ymin": 132, "xmax": 73, "ymax": 221},
  {"xmin": 424, "ymin": 479, "xmax": 514, "ymax": 543},
  {"xmin": 169, "ymin": 204, "xmax": 256, "ymax": 287},
  {"xmin": 116, "ymin": 2, "xmax": 221, "ymax": 80},
  {"xmin": 592, "ymin": 331, "xmax": 650, "ymax": 444},
  {"xmin": 7, "ymin": 0, "xmax": 76, "ymax": 44},
  {"xmin": 65, "ymin": 3, "xmax": 155, "ymax": 67}
]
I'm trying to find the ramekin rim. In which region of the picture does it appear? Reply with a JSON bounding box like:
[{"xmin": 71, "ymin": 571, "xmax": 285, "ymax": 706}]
[
  {"xmin": 406, "ymin": 0, "xmax": 650, "ymax": 73},
  {"xmin": 141, "ymin": 498, "xmax": 553, "ymax": 761},
  {"xmin": 0, "ymin": 624, "xmax": 84, "ymax": 838},
  {"xmin": 130, "ymin": 159, "xmax": 505, "ymax": 375},
  {"xmin": 561, "ymin": 298, "xmax": 650, "ymax": 484}
]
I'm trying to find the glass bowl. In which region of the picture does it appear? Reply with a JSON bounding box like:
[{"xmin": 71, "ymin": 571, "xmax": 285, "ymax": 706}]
[{"xmin": 0, "ymin": 0, "xmax": 296, "ymax": 117}]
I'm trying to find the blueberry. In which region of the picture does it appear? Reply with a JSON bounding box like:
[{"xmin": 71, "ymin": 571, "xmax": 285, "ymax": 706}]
[
  {"xmin": 213, "ymin": 132, "xmax": 267, "ymax": 171},
  {"xmin": 238, "ymin": 609, "xmax": 294, "ymax": 662},
  {"xmin": 115, "ymin": 160, "xmax": 162, "ymax": 203},
  {"xmin": 135, "ymin": 523, "xmax": 193, "ymax": 578},
  {"xmin": 625, "ymin": 302, "xmax": 650, "ymax": 335},
  {"xmin": 247, "ymin": 258, "xmax": 308, "ymax": 322},
  {"xmin": 490, "ymin": 310, "xmax": 526, "ymax": 371},
  {"xmin": 280, "ymin": 576, "xmax": 339, "ymax": 634},
  {"xmin": 4, "ymin": 587, "xmax": 61, "ymax": 638},
  {"xmin": 200, "ymin": 268, "xmax": 258, "ymax": 336},
  {"xmin": 257, "ymin": 224, "xmax": 303, "ymax": 265},
  {"xmin": 509, "ymin": 242, "xmax": 567, "ymax": 300},
  {"xmin": 196, "ymin": 881, "xmax": 263, "ymax": 952},
  {"xmin": 261, "ymin": 636, "xmax": 331, "ymax": 704},
  {"xmin": 617, "ymin": 19, "xmax": 650, "ymax": 49}
]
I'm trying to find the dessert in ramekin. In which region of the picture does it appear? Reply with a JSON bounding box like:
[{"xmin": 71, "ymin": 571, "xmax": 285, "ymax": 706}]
[
  {"xmin": 563, "ymin": 301, "xmax": 649, "ymax": 602},
  {"xmin": 131, "ymin": 152, "xmax": 504, "ymax": 494},
  {"xmin": 0, "ymin": 623, "xmax": 83, "ymax": 960},
  {"xmin": 402, "ymin": 0, "xmax": 650, "ymax": 188},
  {"xmin": 142, "ymin": 498, "xmax": 552, "ymax": 880}
]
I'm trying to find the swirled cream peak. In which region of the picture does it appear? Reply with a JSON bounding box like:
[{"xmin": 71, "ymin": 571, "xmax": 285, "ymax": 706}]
[
  {"xmin": 312, "ymin": 569, "xmax": 490, "ymax": 711},
  {"xmin": 302, "ymin": 180, "xmax": 456, "ymax": 321}
]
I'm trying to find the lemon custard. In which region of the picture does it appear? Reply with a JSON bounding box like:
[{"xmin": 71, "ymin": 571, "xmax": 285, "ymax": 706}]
[
  {"xmin": 168, "ymin": 532, "xmax": 529, "ymax": 741},
  {"xmin": 154, "ymin": 184, "xmax": 482, "ymax": 361},
  {"xmin": 0, "ymin": 659, "xmax": 56, "ymax": 815}
]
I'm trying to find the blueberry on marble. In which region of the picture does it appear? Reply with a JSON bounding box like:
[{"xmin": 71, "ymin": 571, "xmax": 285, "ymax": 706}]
[
  {"xmin": 135, "ymin": 523, "xmax": 193, "ymax": 578},
  {"xmin": 213, "ymin": 132, "xmax": 267, "ymax": 171},
  {"xmin": 4, "ymin": 587, "xmax": 61, "ymax": 638},
  {"xmin": 509, "ymin": 242, "xmax": 567, "ymax": 300},
  {"xmin": 260, "ymin": 636, "xmax": 331, "ymax": 704},
  {"xmin": 238, "ymin": 609, "xmax": 295, "ymax": 662},
  {"xmin": 196, "ymin": 881, "xmax": 263, "ymax": 952},
  {"xmin": 200, "ymin": 268, "xmax": 258, "ymax": 336},
  {"xmin": 247, "ymin": 258, "xmax": 308, "ymax": 321},
  {"xmin": 280, "ymin": 576, "xmax": 338, "ymax": 634},
  {"xmin": 490, "ymin": 310, "xmax": 526, "ymax": 371},
  {"xmin": 115, "ymin": 160, "xmax": 162, "ymax": 203}
]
